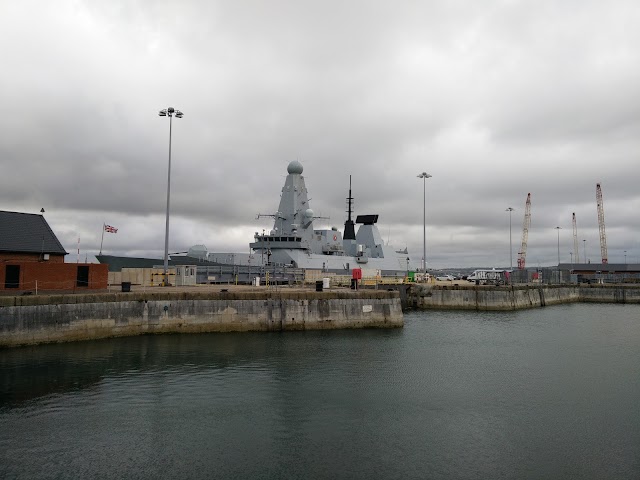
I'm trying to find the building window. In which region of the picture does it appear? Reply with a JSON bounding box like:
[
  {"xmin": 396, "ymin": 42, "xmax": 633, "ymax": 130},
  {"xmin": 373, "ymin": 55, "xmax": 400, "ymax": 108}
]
[
  {"xmin": 5, "ymin": 265, "xmax": 20, "ymax": 288},
  {"xmin": 77, "ymin": 266, "xmax": 89, "ymax": 287}
]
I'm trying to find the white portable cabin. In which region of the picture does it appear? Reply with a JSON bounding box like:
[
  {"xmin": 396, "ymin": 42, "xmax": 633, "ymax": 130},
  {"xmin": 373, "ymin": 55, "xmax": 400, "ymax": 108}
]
[{"xmin": 175, "ymin": 265, "xmax": 197, "ymax": 286}]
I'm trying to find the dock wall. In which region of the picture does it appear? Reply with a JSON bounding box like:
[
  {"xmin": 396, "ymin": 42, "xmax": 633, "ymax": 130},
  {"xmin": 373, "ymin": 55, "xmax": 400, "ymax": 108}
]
[
  {"xmin": 2, "ymin": 285, "xmax": 638, "ymax": 348},
  {"xmin": 407, "ymin": 284, "xmax": 640, "ymax": 310},
  {"xmin": 579, "ymin": 284, "xmax": 640, "ymax": 304},
  {"xmin": 0, "ymin": 290, "xmax": 403, "ymax": 348}
]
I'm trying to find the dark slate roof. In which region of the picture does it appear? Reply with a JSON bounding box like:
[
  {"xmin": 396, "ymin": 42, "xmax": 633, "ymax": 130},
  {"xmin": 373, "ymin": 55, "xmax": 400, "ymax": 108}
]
[{"xmin": 0, "ymin": 210, "xmax": 68, "ymax": 255}]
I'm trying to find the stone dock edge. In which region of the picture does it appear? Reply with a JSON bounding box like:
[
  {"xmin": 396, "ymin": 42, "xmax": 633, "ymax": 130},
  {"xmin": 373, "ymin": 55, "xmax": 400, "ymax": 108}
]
[
  {"xmin": 0, "ymin": 290, "xmax": 403, "ymax": 348},
  {"xmin": 2, "ymin": 284, "xmax": 639, "ymax": 348},
  {"xmin": 403, "ymin": 283, "xmax": 640, "ymax": 310}
]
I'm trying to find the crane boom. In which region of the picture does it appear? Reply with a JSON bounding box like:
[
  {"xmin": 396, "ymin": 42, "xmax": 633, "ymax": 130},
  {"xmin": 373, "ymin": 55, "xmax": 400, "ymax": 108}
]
[
  {"xmin": 572, "ymin": 212, "xmax": 579, "ymax": 263},
  {"xmin": 596, "ymin": 183, "xmax": 608, "ymax": 264},
  {"xmin": 517, "ymin": 193, "xmax": 532, "ymax": 269}
]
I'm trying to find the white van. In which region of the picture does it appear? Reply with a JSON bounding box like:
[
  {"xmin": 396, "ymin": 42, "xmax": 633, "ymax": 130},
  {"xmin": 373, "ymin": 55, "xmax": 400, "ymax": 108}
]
[{"xmin": 467, "ymin": 268, "xmax": 508, "ymax": 285}]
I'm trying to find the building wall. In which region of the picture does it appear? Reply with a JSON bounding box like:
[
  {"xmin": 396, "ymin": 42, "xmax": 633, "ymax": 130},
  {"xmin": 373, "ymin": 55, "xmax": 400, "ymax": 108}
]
[
  {"xmin": 0, "ymin": 253, "xmax": 65, "ymax": 263},
  {"xmin": 107, "ymin": 268, "xmax": 178, "ymax": 287},
  {"xmin": 0, "ymin": 262, "xmax": 108, "ymax": 291}
]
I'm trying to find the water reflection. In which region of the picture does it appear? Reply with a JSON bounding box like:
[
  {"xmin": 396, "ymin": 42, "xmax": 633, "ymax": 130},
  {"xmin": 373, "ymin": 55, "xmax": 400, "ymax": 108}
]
[
  {"xmin": 1, "ymin": 329, "xmax": 404, "ymax": 408},
  {"xmin": 1, "ymin": 305, "xmax": 639, "ymax": 479}
]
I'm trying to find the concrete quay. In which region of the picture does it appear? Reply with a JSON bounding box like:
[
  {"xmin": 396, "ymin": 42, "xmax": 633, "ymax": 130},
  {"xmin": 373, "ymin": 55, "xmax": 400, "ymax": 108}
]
[
  {"xmin": 0, "ymin": 286, "xmax": 403, "ymax": 348},
  {"xmin": 404, "ymin": 283, "xmax": 640, "ymax": 311},
  {"xmin": 3, "ymin": 283, "xmax": 639, "ymax": 348}
]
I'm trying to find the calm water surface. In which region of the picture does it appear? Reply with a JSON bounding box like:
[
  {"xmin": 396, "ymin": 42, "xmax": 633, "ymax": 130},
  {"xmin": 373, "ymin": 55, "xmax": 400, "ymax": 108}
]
[{"xmin": 1, "ymin": 304, "xmax": 639, "ymax": 479}]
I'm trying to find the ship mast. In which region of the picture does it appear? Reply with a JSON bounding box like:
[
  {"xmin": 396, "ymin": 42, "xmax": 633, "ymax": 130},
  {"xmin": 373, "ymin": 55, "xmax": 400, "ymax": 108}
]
[{"xmin": 343, "ymin": 175, "xmax": 356, "ymax": 240}]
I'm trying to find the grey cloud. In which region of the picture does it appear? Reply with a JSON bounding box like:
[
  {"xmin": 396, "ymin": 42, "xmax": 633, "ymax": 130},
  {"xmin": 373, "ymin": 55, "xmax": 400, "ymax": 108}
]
[{"xmin": 2, "ymin": 0, "xmax": 639, "ymax": 268}]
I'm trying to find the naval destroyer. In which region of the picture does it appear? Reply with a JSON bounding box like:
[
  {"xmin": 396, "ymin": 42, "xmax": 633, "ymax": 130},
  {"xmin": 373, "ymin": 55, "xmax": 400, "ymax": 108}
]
[{"xmin": 201, "ymin": 160, "xmax": 411, "ymax": 276}]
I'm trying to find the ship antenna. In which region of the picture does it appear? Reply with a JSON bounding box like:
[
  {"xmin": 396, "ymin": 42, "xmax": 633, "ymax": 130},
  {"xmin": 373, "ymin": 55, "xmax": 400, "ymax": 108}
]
[
  {"xmin": 348, "ymin": 176, "xmax": 353, "ymax": 221},
  {"xmin": 343, "ymin": 175, "xmax": 356, "ymax": 240}
]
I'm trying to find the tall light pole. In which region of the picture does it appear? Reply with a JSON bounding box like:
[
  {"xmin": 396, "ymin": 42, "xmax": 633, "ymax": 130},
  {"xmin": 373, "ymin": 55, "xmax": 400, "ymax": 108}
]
[
  {"xmin": 555, "ymin": 226, "xmax": 562, "ymax": 266},
  {"xmin": 624, "ymin": 250, "xmax": 627, "ymax": 264},
  {"xmin": 417, "ymin": 172, "xmax": 432, "ymax": 272},
  {"xmin": 583, "ymin": 239, "xmax": 587, "ymax": 263},
  {"xmin": 506, "ymin": 207, "xmax": 514, "ymax": 271},
  {"xmin": 159, "ymin": 107, "xmax": 184, "ymax": 286}
]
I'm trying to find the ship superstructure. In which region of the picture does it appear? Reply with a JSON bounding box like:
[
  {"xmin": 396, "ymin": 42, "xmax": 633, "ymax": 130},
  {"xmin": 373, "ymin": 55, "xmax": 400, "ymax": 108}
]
[{"xmin": 241, "ymin": 161, "xmax": 410, "ymax": 275}]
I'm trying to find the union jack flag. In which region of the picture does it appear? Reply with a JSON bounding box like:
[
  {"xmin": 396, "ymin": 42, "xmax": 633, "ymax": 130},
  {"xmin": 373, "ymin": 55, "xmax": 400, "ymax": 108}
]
[{"xmin": 104, "ymin": 224, "xmax": 118, "ymax": 234}]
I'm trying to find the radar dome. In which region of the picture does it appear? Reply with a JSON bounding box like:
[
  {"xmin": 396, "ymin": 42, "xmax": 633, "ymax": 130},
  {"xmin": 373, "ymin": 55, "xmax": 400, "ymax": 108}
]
[
  {"xmin": 188, "ymin": 244, "xmax": 208, "ymax": 260},
  {"xmin": 304, "ymin": 208, "xmax": 314, "ymax": 218},
  {"xmin": 287, "ymin": 161, "xmax": 303, "ymax": 175}
]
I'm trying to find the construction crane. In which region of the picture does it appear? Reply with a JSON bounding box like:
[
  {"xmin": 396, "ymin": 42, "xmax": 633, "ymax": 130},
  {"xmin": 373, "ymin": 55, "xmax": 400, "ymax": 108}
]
[
  {"xmin": 596, "ymin": 183, "xmax": 608, "ymax": 264},
  {"xmin": 517, "ymin": 193, "xmax": 532, "ymax": 269},
  {"xmin": 572, "ymin": 212, "xmax": 580, "ymax": 263}
]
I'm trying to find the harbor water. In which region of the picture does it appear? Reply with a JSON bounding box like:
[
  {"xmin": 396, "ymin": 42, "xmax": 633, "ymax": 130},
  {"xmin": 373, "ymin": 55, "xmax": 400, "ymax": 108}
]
[{"xmin": 1, "ymin": 304, "xmax": 639, "ymax": 479}]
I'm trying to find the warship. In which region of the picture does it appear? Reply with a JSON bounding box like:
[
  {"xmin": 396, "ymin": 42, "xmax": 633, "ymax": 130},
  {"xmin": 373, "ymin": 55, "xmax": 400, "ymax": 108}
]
[
  {"xmin": 201, "ymin": 160, "xmax": 411, "ymax": 276},
  {"xmin": 98, "ymin": 161, "xmax": 413, "ymax": 280}
]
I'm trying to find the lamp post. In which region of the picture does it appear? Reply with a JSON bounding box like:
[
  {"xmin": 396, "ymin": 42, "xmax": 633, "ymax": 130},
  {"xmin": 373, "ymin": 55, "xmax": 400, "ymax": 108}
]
[
  {"xmin": 158, "ymin": 107, "xmax": 184, "ymax": 286},
  {"xmin": 506, "ymin": 207, "xmax": 514, "ymax": 271},
  {"xmin": 583, "ymin": 239, "xmax": 587, "ymax": 263},
  {"xmin": 624, "ymin": 250, "xmax": 627, "ymax": 264},
  {"xmin": 570, "ymin": 251, "xmax": 573, "ymax": 270},
  {"xmin": 554, "ymin": 226, "xmax": 562, "ymax": 284},
  {"xmin": 417, "ymin": 172, "xmax": 432, "ymax": 272}
]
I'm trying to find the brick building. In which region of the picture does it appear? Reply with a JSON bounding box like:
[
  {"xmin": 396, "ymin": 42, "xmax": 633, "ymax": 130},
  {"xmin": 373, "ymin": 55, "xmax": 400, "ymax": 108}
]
[{"xmin": 0, "ymin": 210, "xmax": 108, "ymax": 292}]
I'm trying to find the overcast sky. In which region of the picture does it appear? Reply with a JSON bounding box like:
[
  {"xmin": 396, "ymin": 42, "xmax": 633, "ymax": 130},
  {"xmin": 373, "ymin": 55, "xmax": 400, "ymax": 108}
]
[{"xmin": 2, "ymin": 0, "xmax": 639, "ymax": 268}]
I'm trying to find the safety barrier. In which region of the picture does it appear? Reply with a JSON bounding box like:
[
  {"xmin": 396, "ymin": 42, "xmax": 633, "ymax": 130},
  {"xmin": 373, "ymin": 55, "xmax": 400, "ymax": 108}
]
[{"xmin": 0, "ymin": 279, "xmax": 107, "ymax": 294}]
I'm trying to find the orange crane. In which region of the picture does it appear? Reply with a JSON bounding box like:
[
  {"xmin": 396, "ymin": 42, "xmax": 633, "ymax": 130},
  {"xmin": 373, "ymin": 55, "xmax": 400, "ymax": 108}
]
[
  {"xmin": 572, "ymin": 212, "xmax": 579, "ymax": 263},
  {"xmin": 517, "ymin": 193, "xmax": 532, "ymax": 269},
  {"xmin": 596, "ymin": 183, "xmax": 608, "ymax": 264}
]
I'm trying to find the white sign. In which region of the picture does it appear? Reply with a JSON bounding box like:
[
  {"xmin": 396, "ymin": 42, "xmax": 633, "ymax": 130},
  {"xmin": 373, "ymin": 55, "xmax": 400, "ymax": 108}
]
[{"xmin": 362, "ymin": 305, "xmax": 373, "ymax": 313}]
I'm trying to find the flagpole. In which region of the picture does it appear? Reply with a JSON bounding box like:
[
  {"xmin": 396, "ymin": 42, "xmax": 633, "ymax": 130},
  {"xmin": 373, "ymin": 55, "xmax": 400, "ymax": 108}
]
[{"xmin": 99, "ymin": 223, "xmax": 105, "ymax": 255}]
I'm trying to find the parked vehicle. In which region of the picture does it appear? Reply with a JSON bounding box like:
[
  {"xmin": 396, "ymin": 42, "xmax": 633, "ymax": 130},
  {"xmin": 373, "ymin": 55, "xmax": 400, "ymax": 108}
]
[
  {"xmin": 467, "ymin": 269, "xmax": 507, "ymax": 285},
  {"xmin": 436, "ymin": 274, "xmax": 455, "ymax": 281}
]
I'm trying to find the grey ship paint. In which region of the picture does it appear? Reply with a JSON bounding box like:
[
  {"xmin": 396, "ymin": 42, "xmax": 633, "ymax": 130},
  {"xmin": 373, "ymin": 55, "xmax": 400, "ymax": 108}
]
[{"xmin": 205, "ymin": 161, "xmax": 412, "ymax": 276}]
